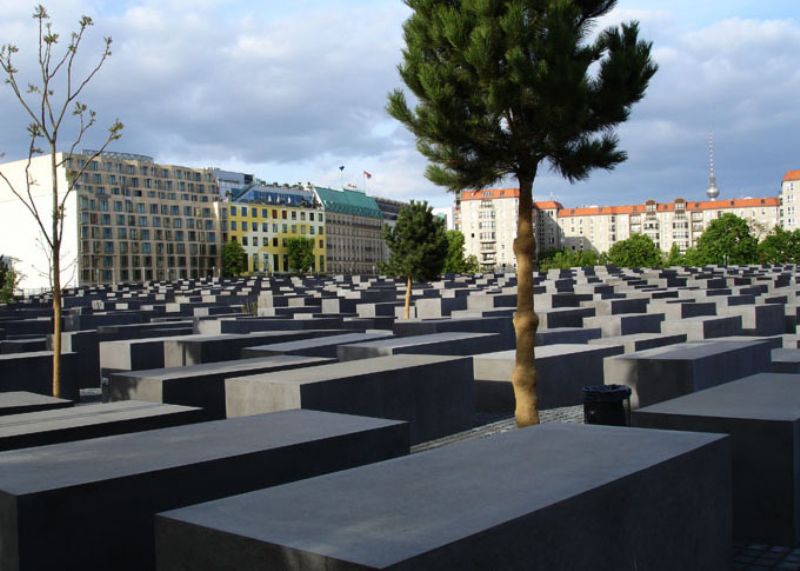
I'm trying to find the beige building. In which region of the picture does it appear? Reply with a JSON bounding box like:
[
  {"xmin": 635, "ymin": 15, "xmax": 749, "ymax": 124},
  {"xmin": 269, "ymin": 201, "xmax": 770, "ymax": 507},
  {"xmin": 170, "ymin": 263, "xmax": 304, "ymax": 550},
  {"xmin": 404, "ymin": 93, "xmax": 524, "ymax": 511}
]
[
  {"xmin": 0, "ymin": 151, "xmax": 221, "ymax": 290},
  {"xmin": 312, "ymin": 187, "xmax": 384, "ymax": 274},
  {"xmin": 456, "ymin": 187, "xmax": 780, "ymax": 270},
  {"xmin": 456, "ymin": 188, "xmax": 562, "ymax": 270},
  {"xmin": 780, "ymin": 169, "xmax": 800, "ymax": 230}
]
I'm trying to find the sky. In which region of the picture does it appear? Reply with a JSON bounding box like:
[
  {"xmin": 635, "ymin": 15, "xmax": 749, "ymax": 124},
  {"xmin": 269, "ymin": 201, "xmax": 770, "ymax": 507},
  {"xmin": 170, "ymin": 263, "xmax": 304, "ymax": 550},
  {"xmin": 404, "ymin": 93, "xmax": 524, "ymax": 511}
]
[{"xmin": 0, "ymin": 0, "xmax": 798, "ymax": 209}]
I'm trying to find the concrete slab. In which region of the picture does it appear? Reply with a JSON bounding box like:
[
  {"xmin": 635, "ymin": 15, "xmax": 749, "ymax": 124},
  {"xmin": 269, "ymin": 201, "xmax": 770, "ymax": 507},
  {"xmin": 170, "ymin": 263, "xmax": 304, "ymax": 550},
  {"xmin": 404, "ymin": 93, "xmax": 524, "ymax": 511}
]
[
  {"xmin": 0, "ymin": 391, "xmax": 72, "ymax": 416},
  {"xmin": 633, "ymin": 372, "xmax": 800, "ymax": 545},
  {"xmin": 0, "ymin": 400, "xmax": 205, "ymax": 451},
  {"xmin": 589, "ymin": 332, "xmax": 688, "ymax": 354},
  {"xmin": 0, "ymin": 410, "xmax": 408, "ymax": 571},
  {"xmin": 473, "ymin": 344, "xmax": 624, "ymax": 411},
  {"xmin": 109, "ymin": 355, "xmax": 332, "ymax": 419},
  {"xmin": 240, "ymin": 331, "xmax": 394, "ymax": 359},
  {"xmin": 156, "ymin": 423, "xmax": 730, "ymax": 571},
  {"xmin": 337, "ymin": 332, "xmax": 508, "ymax": 361},
  {"xmin": 225, "ymin": 354, "xmax": 474, "ymax": 444},
  {"xmin": 604, "ymin": 339, "xmax": 772, "ymax": 408}
]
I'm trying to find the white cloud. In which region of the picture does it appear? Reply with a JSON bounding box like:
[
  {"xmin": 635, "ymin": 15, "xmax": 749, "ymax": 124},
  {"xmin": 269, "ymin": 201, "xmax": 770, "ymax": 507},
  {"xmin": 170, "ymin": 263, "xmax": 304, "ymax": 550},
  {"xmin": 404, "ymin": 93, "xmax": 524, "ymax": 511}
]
[{"xmin": 0, "ymin": 2, "xmax": 798, "ymax": 211}]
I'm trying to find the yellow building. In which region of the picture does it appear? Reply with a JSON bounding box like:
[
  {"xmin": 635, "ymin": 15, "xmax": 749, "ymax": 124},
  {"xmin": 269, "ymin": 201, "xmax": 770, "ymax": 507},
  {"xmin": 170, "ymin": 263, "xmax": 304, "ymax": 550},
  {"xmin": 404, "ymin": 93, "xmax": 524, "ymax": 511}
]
[{"xmin": 223, "ymin": 184, "xmax": 326, "ymax": 274}]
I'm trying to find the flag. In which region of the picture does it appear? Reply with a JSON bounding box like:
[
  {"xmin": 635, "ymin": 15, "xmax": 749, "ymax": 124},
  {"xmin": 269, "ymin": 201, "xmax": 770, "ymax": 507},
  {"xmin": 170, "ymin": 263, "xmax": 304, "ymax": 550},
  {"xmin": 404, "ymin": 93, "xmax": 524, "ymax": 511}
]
[
  {"xmin": 339, "ymin": 165, "xmax": 345, "ymax": 171},
  {"xmin": 363, "ymin": 170, "xmax": 372, "ymax": 179}
]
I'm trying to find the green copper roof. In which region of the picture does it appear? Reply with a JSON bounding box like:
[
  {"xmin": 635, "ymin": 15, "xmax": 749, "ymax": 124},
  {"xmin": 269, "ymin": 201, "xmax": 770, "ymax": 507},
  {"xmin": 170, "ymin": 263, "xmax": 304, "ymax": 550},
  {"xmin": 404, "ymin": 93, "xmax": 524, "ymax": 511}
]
[{"xmin": 313, "ymin": 187, "xmax": 383, "ymax": 219}]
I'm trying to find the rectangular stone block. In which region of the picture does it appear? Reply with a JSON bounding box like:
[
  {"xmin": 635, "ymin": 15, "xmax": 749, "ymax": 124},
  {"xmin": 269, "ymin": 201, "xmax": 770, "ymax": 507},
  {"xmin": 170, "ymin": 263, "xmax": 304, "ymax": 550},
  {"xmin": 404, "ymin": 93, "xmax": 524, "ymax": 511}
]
[
  {"xmin": 225, "ymin": 354, "xmax": 474, "ymax": 444},
  {"xmin": 109, "ymin": 355, "xmax": 332, "ymax": 419},
  {"xmin": 583, "ymin": 312, "xmax": 664, "ymax": 337},
  {"xmin": 0, "ymin": 391, "xmax": 72, "ymax": 416},
  {"xmin": 604, "ymin": 339, "xmax": 772, "ymax": 408},
  {"xmin": 241, "ymin": 331, "xmax": 394, "ymax": 359},
  {"xmin": 662, "ymin": 315, "xmax": 743, "ymax": 340},
  {"xmin": 589, "ymin": 332, "xmax": 688, "ymax": 354},
  {"xmin": 337, "ymin": 332, "xmax": 508, "ymax": 361},
  {"xmin": 0, "ymin": 410, "xmax": 408, "ymax": 571},
  {"xmin": 163, "ymin": 330, "xmax": 342, "ymax": 367},
  {"xmin": 0, "ymin": 350, "xmax": 79, "ymax": 400},
  {"xmin": 633, "ymin": 372, "xmax": 800, "ymax": 545},
  {"xmin": 155, "ymin": 424, "xmax": 730, "ymax": 571},
  {"xmin": 473, "ymin": 344, "xmax": 624, "ymax": 411},
  {"xmin": 0, "ymin": 400, "xmax": 205, "ymax": 451}
]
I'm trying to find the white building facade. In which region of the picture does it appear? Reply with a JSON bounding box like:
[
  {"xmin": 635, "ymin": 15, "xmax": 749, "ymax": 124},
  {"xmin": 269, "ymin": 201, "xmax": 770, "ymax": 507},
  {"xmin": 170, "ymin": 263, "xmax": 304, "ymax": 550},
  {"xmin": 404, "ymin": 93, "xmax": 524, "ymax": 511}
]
[{"xmin": 456, "ymin": 188, "xmax": 781, "ymax": 270}]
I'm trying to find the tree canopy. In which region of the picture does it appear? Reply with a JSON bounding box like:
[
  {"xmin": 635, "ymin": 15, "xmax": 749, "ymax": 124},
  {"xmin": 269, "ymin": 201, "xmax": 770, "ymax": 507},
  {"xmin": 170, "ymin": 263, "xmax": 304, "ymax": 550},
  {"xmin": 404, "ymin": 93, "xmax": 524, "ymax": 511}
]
[
  {"xmin": 286, "ymin": 236, "xmax": 316, "ymax": 274},
  {"xmin": 382, "ymin": 201, "xmax": 448, "ymax": 318},
  {"xmin": 757, "ymin": 227, "xmax": 800, "ymax": 264},
  {"xmin": 443, "ymin": 230, "xmax": 480, "ymax": 274},
  {"xmin": 389, "ymin": 0, "xmax": 656, "ymax": 426},
  {"xmin": 607, "ymin": 233, "xmax": 662, "ymax": 268},
  {"xmin": 693, "ymin": 213, "xmax": 758, "ymax": 266},
  {"xmin": 538, "ymin": 248, "xmax": 603, "ymax": 271},
  {"xmin": 221, "ymin": 240, "xmax": 247, "ymax": 278}
]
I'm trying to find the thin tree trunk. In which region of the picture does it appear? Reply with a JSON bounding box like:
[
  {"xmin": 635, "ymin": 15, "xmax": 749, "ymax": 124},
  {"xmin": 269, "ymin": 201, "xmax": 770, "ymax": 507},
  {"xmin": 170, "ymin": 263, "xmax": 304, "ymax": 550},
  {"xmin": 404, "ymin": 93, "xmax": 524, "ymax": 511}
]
[
  {"xmin": 511, "ymin": 170, "xmax": 539, "ymax": 426},
  {"xmin": 404, "ymin": 275, "xmax": 412, "ymax": 320},
  {"xmin": 51, "ymin": 149, "xmax": 62, "ymax": 398}
]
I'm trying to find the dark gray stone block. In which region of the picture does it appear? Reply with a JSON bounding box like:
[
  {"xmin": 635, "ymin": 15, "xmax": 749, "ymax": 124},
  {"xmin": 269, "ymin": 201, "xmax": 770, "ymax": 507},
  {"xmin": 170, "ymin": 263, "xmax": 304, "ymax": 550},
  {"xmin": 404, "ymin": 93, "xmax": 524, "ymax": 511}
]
[
  {"xmin": 473, "ymin": 343, "xmax": 624, "ymax": 411},
  {"xmin": 392, "ymin": 316, "xmax": 515, "ymax": 346},
  {"xmin": 604, "ymin": 339, "xmax": 772, "ymax": 408},
  {"xmin": 109, "ymin": 355, "xmax": 332, "ymax": 419},
  {"xmin": 633, "ymin": 372, "xmax": 800, "ymax": 546},
  {"xmin": 589, "ymin": 332, "xmax": 688, "ymax": 354},
  {"xmin": 337, "ymin": 332, "xmax": 508, "ymax": 361},
  {"xmin": 225, "ymin": 354, "xmax": 474, "ymax": 444},
  {"xmin": 0, "ymin": 400, "xmax": 205, "ymax": 451},
  {"xmin": 662, "ymin": 315, "xmax": 743, "ymax": 340},
  {"xmin": 0, "ymin": 410, "xmax": 408, "ymax": 571},
  {"xmin": 241, "ymin": 331, "xmax": 394, "ymax": 359},
  {"xmin": 155, "ymin": 423, "xmax": 731, "ymax": 571},
  {"xmin": 535, "ymin": 327, "xmax": 601, "ymax": 345},
  {"xmin": 0, "ymin": 350, "xmax": 79, "ymax": 400},
  {"xmin": 0, "ymin": 391, "xmax": 72, "ymax": 416},
  {"xmin": 583, "ymin": 312, "xmax": 664, "ymax": 337},
  {"xmin": 163, "ymin": 330, "xmax": 343, "ymax": 367}
]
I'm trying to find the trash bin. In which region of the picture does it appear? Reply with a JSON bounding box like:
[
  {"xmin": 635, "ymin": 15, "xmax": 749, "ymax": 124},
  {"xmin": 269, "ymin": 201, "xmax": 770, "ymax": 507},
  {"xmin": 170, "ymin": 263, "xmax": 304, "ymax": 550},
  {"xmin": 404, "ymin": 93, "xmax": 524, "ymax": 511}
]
[{"xmin": 582, "ymin": 384, "xmax": 632, "ymax": 426}]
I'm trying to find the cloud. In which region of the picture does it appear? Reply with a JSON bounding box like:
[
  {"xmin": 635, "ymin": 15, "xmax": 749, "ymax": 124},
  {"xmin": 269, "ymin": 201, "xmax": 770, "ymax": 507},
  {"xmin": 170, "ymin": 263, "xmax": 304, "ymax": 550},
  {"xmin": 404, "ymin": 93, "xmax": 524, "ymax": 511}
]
[{"xmin": 0, "ymin": 2, "xmax": 798, "ymax": 212}]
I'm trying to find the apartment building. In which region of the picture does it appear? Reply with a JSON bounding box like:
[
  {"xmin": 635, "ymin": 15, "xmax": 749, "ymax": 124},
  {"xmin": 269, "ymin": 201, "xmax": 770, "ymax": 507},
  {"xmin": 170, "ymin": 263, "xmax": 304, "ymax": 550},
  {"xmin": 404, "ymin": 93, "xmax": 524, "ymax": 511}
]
[
  {"xmin": 223, "ymin": 183, "xmax": 326, "ymax": 274},
  {"xmin": 313, "ymin": 187, "xmax": 384, "ymax": 274},
  {"xmin": 0, "ymin": 151, "xmax": 221, "ymax": 290},
  {"xmin": 457, "ymin": 188, "xmax": 563, "ymax": 269},
  {"xmin": 780, "ymin": 170, "xmax": 800, "ymax": 230},
  {"xmin": 457, "ymin": 188, "xmax": 780, "ymax": 270}
]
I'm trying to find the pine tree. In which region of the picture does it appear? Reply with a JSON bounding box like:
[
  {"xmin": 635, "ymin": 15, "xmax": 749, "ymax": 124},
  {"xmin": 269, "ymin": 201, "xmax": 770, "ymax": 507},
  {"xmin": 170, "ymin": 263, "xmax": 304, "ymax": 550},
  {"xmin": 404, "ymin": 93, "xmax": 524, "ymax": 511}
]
[
  {"xmin": 388, "ymin": 0, "xmax": 657, "ymax": 425},
  {"xmin": 382, "ymin": 201, "xmax": 448, "ymax": 319}
]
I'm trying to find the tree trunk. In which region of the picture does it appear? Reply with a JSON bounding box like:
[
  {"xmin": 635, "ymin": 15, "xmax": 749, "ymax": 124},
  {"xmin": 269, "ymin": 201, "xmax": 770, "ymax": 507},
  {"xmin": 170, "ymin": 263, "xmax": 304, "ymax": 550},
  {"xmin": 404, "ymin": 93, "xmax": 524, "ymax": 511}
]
[
  {"xmin": 50, "ymin": 150, "xmax": 62, "ymax": 398},
  {"xmin": 403, "ymin": 275, "xmax": 412, "ymax": 320},
  {"xmin": 511, "ymin": 171, "xmax": 539, "ymax": 426}
]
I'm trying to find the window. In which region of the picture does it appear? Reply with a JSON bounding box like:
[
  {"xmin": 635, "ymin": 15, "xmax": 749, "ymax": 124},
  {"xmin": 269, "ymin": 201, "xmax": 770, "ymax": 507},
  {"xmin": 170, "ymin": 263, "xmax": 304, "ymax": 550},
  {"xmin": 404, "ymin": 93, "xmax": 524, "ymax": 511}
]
[
  {"xmin": 242, "ymin": 237, "xmax": 248, "ymax": 246},
  {"xmin": 231, "ymin": 221, "xmax": 237, "ymax": 231}
]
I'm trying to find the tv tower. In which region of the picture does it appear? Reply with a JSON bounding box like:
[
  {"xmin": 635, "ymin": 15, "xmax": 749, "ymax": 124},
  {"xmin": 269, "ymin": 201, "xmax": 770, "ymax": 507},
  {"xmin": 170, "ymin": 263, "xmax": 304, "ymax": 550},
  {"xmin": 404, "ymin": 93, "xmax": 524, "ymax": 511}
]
[{"xmin": 706, "ymin": 133, "xmax": 720, "ymax": 201}]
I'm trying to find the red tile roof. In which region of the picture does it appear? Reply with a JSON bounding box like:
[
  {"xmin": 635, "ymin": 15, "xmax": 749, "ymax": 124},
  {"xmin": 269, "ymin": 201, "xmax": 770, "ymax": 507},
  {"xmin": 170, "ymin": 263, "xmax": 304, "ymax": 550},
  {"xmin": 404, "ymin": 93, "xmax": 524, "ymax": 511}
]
[
  {"xmin": 557, "ymin": 197, "xmax": 778, "ymax": 218},
  {"xmin": 784, "ymin": 170, "xmax": 800, "ymax": 182}
]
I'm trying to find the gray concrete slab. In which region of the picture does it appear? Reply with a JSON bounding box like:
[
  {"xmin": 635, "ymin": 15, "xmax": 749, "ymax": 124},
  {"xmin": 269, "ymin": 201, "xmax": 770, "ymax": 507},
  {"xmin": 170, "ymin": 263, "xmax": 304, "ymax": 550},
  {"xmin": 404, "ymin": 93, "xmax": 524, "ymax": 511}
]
[
  {"xmin": 240, "ymin": 331, "xmax": 394, "ymax": 359},
  {"xmin": 633, "ymin": 372, "xmax": 800, "ymax": 546},
  {"xmin": 0, "ymin": 409, "xmax": 408, "ymax": 571},
  {"xmin": 604, "ymin": 339, "xmax": 772, "ymax": 408},
  {"xmin": 0, "ymin": 391, "xmax": 72, "ymax": 416},
  {"xmin": 0, "ymin": 350, "xmax": 79, "ymax": 400},
  {"xmin": 473, "ymin": 344, "xmax": 624, "ymax": 411},
  {"xmin": 109, "ymin": 355, "xmax": 332, "ymax": 419},
  {"xmin": 588, "ymin": 332, "xmax": 688, "ymax": 354},
  {"xmin": 155, "ymin": 423, "xmax": 731, "ymax": 571},
  {"xmin": 225, "ymin": 354, "xmax": 474, "ymax": 444},
  {"xmin": 337, "ymin": 332, "xmax": 508, "ymax": 361},
  {"xmin": 0, "ymin": 400, "xmax": 205, "ymax": 451}
]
